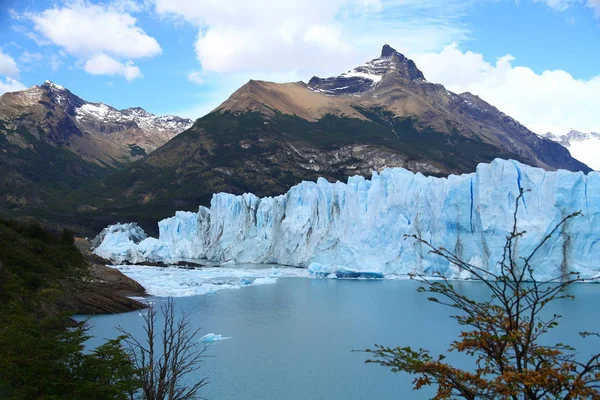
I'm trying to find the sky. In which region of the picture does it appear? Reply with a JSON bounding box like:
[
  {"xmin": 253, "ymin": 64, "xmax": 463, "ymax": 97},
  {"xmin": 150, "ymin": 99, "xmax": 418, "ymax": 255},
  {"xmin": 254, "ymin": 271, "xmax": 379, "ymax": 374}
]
[{"xmin": 0, "ymin": 0, "xmax": 598, "ymax": 135}]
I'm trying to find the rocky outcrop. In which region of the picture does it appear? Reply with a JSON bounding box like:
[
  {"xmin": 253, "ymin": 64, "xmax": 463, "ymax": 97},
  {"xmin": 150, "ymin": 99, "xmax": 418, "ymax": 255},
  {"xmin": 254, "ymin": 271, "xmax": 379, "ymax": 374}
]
[
  {"xmin": 67, "ymin": 238, "xmax": 147, "ymax": 315},
  {"xmin": 65, "ymin": 284, "xmax": 146, "ymax": 315}
]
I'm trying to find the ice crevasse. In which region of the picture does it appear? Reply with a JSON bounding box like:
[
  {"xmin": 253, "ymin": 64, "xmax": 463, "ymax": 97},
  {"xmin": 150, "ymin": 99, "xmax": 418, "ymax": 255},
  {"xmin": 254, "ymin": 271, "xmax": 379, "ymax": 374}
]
[{"xmin": 93, "ymin": 159, "xmax": 600, "ymax": 280}]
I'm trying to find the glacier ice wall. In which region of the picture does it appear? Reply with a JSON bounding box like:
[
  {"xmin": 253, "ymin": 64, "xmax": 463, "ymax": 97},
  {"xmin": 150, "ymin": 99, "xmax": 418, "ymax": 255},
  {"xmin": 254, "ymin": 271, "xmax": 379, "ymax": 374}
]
[{"xmin": 93, "ymin": 159, "xmax": 600, "ymax": 279}]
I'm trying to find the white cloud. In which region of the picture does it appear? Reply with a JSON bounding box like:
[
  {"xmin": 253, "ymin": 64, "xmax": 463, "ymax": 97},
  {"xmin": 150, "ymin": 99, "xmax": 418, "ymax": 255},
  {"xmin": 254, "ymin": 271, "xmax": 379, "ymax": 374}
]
[
  {"xmin": 19, "ymin": 51, "xmax": 44, "ymax": 65},
  {"xmin": 49, "ymin": 54, "xmax": 62, "ymax": 72},
  {"xmin": 155, "ymin": 0, "xmax": 470, "ymax": 76},
  {"xmin": 188, "ymin": 71, "xmax": 205, "ymax": 85},
  {"xmin": 17, "ymin": 1, "xmax": 160, "ymax": 80},
  {"xmin": 0, "ymin": 50, "xmax": 24, "ymax": 95},
  {"xmin": 19, "ymin": 51, "xmax": 61, "ymax": 72},
  {"xmin": 410, "ymin": 43, "xmax": 600, "ymax": 134},
  {"xmin": 587, "ymin": 0, "xmax": 600, "ymax": 15},
  {"xmin": 0, "ymin": 50, "xmax": 20, "ymax": 78},
  {"xmin": 84, "ymin": 53, "xmax": 142, "ymax": 81},
  {"xmin": 533, "ymin": 0, "xmax": 600, "ymax": 15},
  {"xmin": 25, "ymin": 2, "xmax": 160, "ymax": 59},
  {"xmin": 533, "ymin": 0, "xmax": 578, "ymax": 11},
  {"xmin": 0, "ymin": 77, "xmax": 26, "ymax": 95}
]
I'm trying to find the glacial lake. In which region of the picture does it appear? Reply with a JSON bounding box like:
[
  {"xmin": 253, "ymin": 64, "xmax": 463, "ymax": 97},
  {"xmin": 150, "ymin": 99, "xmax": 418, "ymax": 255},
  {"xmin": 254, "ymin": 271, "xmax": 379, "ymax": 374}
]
[{"xmin": 80, "ymin": 266, "xmax": 600, "ymax": 400}]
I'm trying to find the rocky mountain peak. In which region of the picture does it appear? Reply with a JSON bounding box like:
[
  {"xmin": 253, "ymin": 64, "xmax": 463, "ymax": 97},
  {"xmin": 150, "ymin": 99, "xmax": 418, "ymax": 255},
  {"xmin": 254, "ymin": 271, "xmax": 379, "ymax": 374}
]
[
  {"xmin": 307, "ymin": 44, "xmax": 426, "ymax": 95},
  {"xmin": 380, "ymin": 44, "xmax": 397, "ymax": 58},
  {"xmin": 36, "ymin": 80, "xmax": 85, "ymax": 112},
  {"xmin": 42, "ymin": 80, "xmax": 67, "ymax": 91},
  {"xmin": 122, "ymin": 106, "xmax": 154, "ymax": 118},
  {"xmin": 378, "ymin": 45, "xmax": 425, "ymax": 81}
]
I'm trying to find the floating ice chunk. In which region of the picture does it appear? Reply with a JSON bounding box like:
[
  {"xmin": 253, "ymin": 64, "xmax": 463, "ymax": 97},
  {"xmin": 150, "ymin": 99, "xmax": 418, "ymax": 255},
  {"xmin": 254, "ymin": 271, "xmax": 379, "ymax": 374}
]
[
  {"xmin": 333, "ymin": 270, "xmax": 384, "ymax": 279},
  {"xmin": 111, "ymin": 265, "xmax": 307, "ymax": 297},
  {"xmin": 253, "ymin": 277, "xmax": 278, "ymax": 285},
  {"xmin": 200, "ymin": 333, "xmax": 231, "ymax": 343}
]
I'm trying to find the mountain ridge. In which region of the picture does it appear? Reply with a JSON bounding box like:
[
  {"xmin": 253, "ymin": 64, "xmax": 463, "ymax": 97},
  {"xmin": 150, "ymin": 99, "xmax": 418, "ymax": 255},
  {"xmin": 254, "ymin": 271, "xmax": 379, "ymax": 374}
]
[
  {"xmin": 0, "ymin": 81, "xmax": 193, "ymax": 166},
  {"xmin": 217, "ymin": 45, "xmax": 588, "ymax": 173}
]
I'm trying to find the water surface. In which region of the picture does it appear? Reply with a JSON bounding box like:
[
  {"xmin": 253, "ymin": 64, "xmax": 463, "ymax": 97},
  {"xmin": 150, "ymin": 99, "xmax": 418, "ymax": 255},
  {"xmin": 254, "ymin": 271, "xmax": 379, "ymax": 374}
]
[{"xmin": 82, "ymin": 274, "xmax": 600, "ymax": 400}]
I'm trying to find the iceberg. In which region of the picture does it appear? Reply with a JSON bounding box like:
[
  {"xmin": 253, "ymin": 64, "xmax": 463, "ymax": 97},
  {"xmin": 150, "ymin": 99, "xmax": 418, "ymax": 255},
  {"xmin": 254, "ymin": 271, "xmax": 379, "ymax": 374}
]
[
  {"xmin": 200, "ymin": 333, "xmax": 231, "ymax": 343},
  {"xmin": 92, "ymin": 223, "xmax": 148, "ymax": 264},
  {"xmin": 93, "ymin": 159, "xmax": 600, "ymax": 280}
]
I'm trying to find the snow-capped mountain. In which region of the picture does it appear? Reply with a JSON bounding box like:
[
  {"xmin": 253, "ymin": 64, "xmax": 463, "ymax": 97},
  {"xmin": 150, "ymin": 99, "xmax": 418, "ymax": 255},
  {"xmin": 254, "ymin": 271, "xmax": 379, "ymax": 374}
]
[
  {"xmin": 541, "ymin": 130, "xmax": 600, "ymax": 170},
  {"xmin": 0, "ymin": 81, "xmax": 192, "ymax": 166},
  {"xmin": 218, "ymin": 45, "xmax": 588, "ymax": 174},
  {"xmin": 308, "ymin": 44, "xmax": 425, "ymax": 95},
  {"xmin": 75, "ymin": 102, "xmax": 192, "ymax": 152}
]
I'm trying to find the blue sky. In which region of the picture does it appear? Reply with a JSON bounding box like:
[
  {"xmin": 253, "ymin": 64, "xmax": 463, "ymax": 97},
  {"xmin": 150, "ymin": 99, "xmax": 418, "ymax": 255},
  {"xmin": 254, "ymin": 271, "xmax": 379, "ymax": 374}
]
[{"xmin": 0, "ymin": 0, "xmax": 599, "ymax": 134}]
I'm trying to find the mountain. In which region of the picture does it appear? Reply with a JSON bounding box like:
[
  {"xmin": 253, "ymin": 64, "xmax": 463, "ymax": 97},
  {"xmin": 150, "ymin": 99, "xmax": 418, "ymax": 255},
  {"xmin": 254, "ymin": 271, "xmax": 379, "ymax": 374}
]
[
  {"xmin": 541, "ymin": 130, "xmax": 600, "ymax": 170},
  {"xmin": 220, "ymin": 45, "xmax": 586, "ymax": 172},
  {"xmin": 0, "ymin": 81, "xmax": 192, "ymax": 225},
  {"xmin": 71, "ymin": 45, "xmax": 589, "ymax": 234},
  {"xmin": 0, "ymin": 81, "xmax": 192, "ymax": 166},
  {"xmin": 93, "ymin": 158, "xmax": 600, "ymax": 281}
]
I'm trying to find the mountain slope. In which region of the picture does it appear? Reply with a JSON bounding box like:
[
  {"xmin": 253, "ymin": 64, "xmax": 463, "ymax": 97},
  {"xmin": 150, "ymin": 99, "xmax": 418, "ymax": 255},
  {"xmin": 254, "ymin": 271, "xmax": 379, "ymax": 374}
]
[
  {"xmin": 0, "ymin": 82, "xmax": 192, "ymax": 226},
  {"xmin": 213, "ymin": 45, "xmax": 586, "ymax": 173},
  {"xmin": 308, "ymin": 45, "xmax": 588, "ymax": 172},
  {"xmin": 217, "ymin": 80, "xmax": 367, "ymax": 121},
  {"xmin": 541, "ymin": 130, "xmax": 600, "ymax": 170}
]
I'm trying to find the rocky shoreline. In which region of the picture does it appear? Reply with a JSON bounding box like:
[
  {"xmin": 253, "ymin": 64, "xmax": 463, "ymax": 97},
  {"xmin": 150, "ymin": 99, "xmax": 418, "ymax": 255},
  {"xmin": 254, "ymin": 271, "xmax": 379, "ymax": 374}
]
[{"xmin": 73, "ymin": 238, "xmax": 147, "ymax": 315}]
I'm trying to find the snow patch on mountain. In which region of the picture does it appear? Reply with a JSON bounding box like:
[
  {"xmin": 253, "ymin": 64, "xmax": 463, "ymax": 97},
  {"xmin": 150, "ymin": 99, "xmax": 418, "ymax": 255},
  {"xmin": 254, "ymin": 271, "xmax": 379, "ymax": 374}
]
[
  {"xmin": 308, "ymin": 44, "xmax": 426, "ymax": 96},
  {"xmin": 542, "ymin": 130, "xmax": 600, "ymax": 170},
  {"xmin": 6, "ymin": 81, "xmax": 193, "ymax": 154},
  {"xmin": 340, "ymin": 70, "xmax": 383, "ymax": 83},
  {"xmin": 44, "ymin": 80, "xmax": 65, "ymax": 91},
  {"xmin": 76, "ymin": 102, "xmax": 192, "ymax": 136}
]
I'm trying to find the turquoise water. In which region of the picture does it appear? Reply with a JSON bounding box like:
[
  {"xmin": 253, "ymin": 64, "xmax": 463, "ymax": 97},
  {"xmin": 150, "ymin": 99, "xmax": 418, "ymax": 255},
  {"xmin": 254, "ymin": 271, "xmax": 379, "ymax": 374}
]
[{"xmin": 81, "ymin": 277, "xmax": 600, "ymax": 400}]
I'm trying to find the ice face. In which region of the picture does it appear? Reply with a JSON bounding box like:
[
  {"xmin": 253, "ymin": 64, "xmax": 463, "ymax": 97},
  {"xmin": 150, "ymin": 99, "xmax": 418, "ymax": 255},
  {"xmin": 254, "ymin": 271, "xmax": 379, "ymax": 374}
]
[
  {"xmin": 93, "ymin": 223, "xmax": 148, "ymax": 264},
  {"xmin": 93, "ymin": 159, "xmax": 600, "ymax": 280}
]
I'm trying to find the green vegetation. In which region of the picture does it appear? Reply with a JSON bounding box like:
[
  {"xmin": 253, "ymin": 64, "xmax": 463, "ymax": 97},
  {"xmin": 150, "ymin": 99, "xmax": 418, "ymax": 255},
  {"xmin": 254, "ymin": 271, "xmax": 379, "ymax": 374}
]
[
  {"xmin": 0, "ymin": 219, "xmax": 139, "ymax": 399},
  {"xmin": 0, "ymin": 313, "xmax": 139, "ymax": 400},
  {"xmin": 0, "ymin": 220, "xmax": 209, "ymax": 399},
  {"xmin": 128, "ymin": 143, "xmax": 147, "ymax": 157},
  {"xmin": 0, "ymin": 125, "xmax": 112, "ymax": 232},
  {"xmin": 0, "ymin": 218, "xmax": 85, "ymax": 306}
]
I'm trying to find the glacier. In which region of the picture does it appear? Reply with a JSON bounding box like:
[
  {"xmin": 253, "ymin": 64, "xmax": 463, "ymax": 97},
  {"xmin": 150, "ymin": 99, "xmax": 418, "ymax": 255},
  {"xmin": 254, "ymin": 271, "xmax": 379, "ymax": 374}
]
[{"xmin": 93, "ymin": 159, "xmax": 600, "ymax": 280}]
